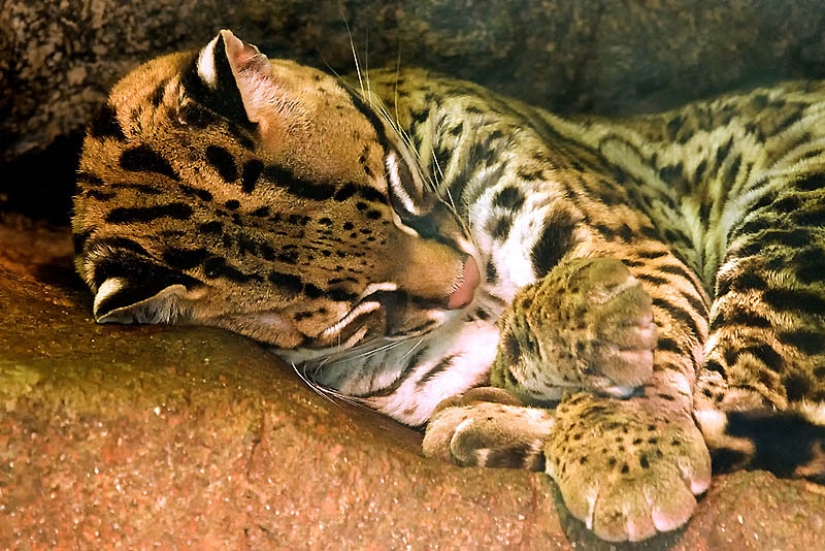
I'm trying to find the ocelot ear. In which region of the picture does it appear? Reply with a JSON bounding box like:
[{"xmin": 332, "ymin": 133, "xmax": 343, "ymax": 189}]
[
  {"xmin": 188, "ymin": 29, "xmax": 273, "ymax": 127},
  {"xmin": 88, "ymin": 247, "xmax": 201, "ymax": 324},
  {"xmin": 93, "ymin": 279, "xmax": 188, "ymax": 325}
]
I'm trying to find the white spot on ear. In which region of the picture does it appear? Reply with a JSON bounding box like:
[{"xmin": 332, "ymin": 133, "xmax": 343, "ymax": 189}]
[
  {"xmin": 197, "ymin": 35, "xmax": 221, "ymax": 89},
  {"xmin": 93, "ymin": 277, "xmax": 125, "ymax": 317},
  {"xmin": 799, "ymin": 401, "xmax": 825, "ymax": 425}
]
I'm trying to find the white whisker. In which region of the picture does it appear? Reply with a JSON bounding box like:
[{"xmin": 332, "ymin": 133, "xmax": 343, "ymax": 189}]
[
  {"xmin": 342, "ymin": 15, "xmax": 365, "ymax": 99},
  {"xmin": 291, "ymin": 361, "xmax": 339, "ymax": 404}
]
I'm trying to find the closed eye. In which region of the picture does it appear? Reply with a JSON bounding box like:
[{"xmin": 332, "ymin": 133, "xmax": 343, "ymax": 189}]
[{"xmin": 385, "ymin": 150, "xmax": 442, "ymax": 238}]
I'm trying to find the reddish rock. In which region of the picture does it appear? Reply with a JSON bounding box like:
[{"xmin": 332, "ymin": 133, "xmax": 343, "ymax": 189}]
[{"xmin": 1, "ymin": 216, "xmax": 824, "ymax": 549}]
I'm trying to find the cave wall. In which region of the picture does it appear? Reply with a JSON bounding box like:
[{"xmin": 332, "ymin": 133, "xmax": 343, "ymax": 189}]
[{"xmin": 2, "ymin": 0, "xmax": 825, "ymax": 221}]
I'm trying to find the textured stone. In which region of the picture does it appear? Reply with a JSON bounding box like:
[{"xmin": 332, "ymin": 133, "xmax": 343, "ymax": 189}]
[
  {"xmin": 3, "ymin": 0, "xmax": 825, "ymax": 162},
  {"xmin": 3, "ymin": 0, "xmax": 825, "ymax": 222},
  {"xmin": 2, "ymin": 215, "xmax": 825, "ymax": 549}
]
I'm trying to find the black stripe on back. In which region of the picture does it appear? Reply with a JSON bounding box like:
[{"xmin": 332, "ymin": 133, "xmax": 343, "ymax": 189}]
[
  {"xmin": 652, "ymin": 296, "xmax": 702, "ymax": 340},
  {"xmin": 762, "ymin": 287, "xmax": 825, "ymax": 315},
  {"xmin": 721, "ymin": 410, "xmax": 825, "ymax": 478},
  {"xmin": 105, "ymin": 203, "xmax": 193, "ymax": 224}
]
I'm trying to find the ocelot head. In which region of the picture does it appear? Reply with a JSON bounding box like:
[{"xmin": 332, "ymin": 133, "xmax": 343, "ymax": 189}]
[{"xmin": 72, "ymin": 30, "xmax": 479, "ymax": 356}]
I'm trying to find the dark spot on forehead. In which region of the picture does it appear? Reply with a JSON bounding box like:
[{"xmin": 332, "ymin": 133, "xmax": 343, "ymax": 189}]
[
  {"xmin": 357, "ymin": 185, "xmax": 387, "ymax": 204},
  {"xmin": 304, "ymin": 284, "xmax": 324, "ymax": 299},
  {"xmin": 199, "ymin": 221, "xmax": 223, "ymax": 234},
  {"xmin": 334, "ymin": 182, "xmax": 357, "ymax": 202},
  {"xmin": 206, "ymin": 145, "xmax": 239, "ymax": 183},
  {"xmin": 179, "ymin": 185, "xmax": 213, "ymax": 202},
  {"xmin": 203, "ymin": 257, "xmax": 261, "ymax": 283},
  {"xmin": 162, "ymin": 247, "xmax": 212, "ymax": 270},
  {"xmin": 268, "ymin": 271, "xmax": 303, "ymax": 294},
  {"xmin": 177, "ymin": 103, "xmax": 219, "ymax": 129},
  {"xmin": 264, "ymin": 165, "xmax": 335, "ymax": 201},
  {"xmin": 242, "ymin": 160, "xmax": 264, "ymax": 193},
  {"xmin": 119, "ymin": 145, "xmax": 179, "ymax": 180},
  {"xmin": 278, "ymin": 251, "xmax": 299, "ymax": 264},
  {"xmin": 88, "ymin": 104, "xmax": 126, "ymax": 142},
  {"xmin": 325, "ymin": 288, "xmax": 359, "ymax": 302}
]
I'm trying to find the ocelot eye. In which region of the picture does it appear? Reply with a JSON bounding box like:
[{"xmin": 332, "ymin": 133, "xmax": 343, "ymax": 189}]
[{"xmin": 385, "ymin": 150, "xmax": 439, "ymax": 238}]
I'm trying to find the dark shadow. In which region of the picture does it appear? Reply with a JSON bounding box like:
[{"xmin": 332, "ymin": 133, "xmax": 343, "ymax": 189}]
[{"xmin": 0, "ymin": 131, "xmax": 83, "ymax": 225}]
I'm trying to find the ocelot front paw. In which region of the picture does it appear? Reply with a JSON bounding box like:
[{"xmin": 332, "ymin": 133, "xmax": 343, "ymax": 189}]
[
  {"xmin": 492, "ymin": 256, "xmax": 657, "ymax": 402},
  {"xmin": 547, "ymin": 393, "xmax": 711, "ymax": 542},
  {"xmin": 422, "ymin": 387, "xmax": 554, "ymax": 471}
]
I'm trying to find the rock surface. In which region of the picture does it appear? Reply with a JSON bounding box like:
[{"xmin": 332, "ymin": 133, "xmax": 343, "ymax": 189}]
[
  {"xmin": 2, "ymin": 215, "xmax": 825, "ymax": 548},
  {"xmin": 3, "ymin": 1, "xmax": 825, "ymax": 221}
]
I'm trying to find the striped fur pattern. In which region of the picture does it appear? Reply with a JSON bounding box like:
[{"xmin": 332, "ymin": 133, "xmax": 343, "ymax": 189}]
[{"xmin": 73, "ymin": 31, "xmax": 825, "ymax": 542}]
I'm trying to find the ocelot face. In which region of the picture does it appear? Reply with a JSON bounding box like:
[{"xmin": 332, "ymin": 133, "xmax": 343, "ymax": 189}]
[{"xmin": 72, "ymin": 30, "xmax": 479, "ymax": 354}]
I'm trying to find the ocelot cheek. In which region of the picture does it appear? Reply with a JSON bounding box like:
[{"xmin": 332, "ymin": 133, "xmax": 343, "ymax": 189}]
[
  {"xmin": 307, "ymin": 299, "xmax": 390, "ymax": 349},
  {"xmin": 382, "ymin": 296, "xmax": 452, "ymax": 339}
]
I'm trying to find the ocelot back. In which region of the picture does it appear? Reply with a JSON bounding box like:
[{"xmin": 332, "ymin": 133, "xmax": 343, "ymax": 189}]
[{"xmin": 72, "ymin": 30, "xmax": 825, "ymax": 542}]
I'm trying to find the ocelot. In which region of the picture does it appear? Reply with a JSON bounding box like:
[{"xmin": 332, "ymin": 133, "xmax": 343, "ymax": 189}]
[{"xmin": 72, "ymin": 30, "xmax": 825, "ymax": 541}]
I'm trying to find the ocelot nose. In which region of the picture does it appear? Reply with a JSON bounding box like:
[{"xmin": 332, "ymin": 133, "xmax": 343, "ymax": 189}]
[{"xmin": 447, "ymin": 255, "xmax": 479, "ymax": 309}]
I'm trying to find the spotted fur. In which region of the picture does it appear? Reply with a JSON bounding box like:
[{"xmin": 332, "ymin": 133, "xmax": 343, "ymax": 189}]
[{"xmin": 73, "ymin": 30, "xmax": 825, "ymax": 542}]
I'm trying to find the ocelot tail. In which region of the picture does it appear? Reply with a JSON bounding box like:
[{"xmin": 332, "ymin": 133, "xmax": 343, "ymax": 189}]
[{"xmin": 72, "ymin": 30, "xmax": 825, "ymax": 542}]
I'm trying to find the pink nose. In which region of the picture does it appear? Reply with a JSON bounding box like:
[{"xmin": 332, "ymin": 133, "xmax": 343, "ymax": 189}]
[{"xmin": 447, "ymin": 256, "xmax": 480, "ymax": 309}]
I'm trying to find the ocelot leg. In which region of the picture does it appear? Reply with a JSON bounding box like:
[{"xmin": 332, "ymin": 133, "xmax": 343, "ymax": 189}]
[
  {"xmin": 696, "ymin": 161, "xmax": 825, "ymax": 479},
  {"xmin": 492, "ymin": 257, "xmax": 658, "ymax": 402},
  {"xmin": 425, "ymin": 256, "xmax": 659, "ymax": 472},
  {"xmin": 539, "ymin": 245, "xmax": 713, "ymax": 542},
  {"xmin": 425, "ymin": 248, "xmax": 713, "ymax": 542},
  {"xmin": 423, "ymin": 387, "xmax": 554, "ymax": 471}
]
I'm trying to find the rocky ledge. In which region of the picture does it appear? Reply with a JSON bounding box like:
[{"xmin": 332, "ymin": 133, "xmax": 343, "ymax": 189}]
[{"xmin": 1, "ymin": 215, "xmax": 824, "ymax": 549}]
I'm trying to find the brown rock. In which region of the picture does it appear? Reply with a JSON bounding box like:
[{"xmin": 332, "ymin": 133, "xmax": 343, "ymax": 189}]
[{"xmin": 1, "ymin": 216, "xmax": 824, "ymax": 549}]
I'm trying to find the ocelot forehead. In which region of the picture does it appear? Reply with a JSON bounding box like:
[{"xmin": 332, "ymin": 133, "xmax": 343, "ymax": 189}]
[{"xmin": 81, "ymin": 131, "xmax": 393, "ymax": 305}]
